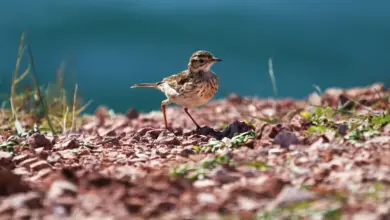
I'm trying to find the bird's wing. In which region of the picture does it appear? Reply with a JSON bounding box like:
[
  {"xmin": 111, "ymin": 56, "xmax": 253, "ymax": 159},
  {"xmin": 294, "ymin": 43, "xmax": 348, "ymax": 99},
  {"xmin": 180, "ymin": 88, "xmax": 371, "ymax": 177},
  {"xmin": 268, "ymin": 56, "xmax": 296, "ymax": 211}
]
[{"xmin": 161, "ymin": 70, "xmax": 191, "ymax": 89}]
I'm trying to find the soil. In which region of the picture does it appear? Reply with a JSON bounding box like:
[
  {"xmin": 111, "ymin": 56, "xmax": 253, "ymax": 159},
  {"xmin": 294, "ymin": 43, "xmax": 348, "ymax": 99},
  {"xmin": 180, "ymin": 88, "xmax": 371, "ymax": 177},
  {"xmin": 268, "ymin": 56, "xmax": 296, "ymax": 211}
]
[{"xmin": 0, "ymin": 83, "xmax": 389, "ymax": 220}]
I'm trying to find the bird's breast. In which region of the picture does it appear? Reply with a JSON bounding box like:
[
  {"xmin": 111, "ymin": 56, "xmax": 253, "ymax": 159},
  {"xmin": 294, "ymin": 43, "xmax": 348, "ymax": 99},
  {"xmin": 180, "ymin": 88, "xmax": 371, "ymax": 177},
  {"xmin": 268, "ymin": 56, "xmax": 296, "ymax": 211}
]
[
  {"xmin": 196, "ymin": 76, "xmax": 219, "ymax": 101},
  {"xmin": 163, "ymin": 73, "xmax": 219, "ymax": 108}
]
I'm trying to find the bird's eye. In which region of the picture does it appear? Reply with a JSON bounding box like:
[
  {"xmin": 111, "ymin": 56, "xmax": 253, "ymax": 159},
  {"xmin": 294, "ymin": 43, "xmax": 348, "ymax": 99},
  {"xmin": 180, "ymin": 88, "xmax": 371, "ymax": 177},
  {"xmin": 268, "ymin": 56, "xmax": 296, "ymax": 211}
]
[{"xmin": 199, "ymin": 60, "xmax": 204, "ymax": 63}]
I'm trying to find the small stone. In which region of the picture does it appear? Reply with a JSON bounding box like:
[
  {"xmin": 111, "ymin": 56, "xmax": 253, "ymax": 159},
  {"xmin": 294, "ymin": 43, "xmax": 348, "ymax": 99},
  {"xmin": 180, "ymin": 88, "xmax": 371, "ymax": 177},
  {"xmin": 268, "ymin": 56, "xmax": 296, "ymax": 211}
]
[
  {"xmin": 352, "ymin": 212, "xmax": 380, "ymax": 220},
  {"xmin": 227, "ymin": 93, "xmax": 243, "ymax": 104},
  {"xmin": 367, "ymin": 136, "xmax": 390, "ymax": 144},
  {"xmin": 267, "ymin": 186, "xmax": 318, "ymax": 210},
  {"xmin": 103, "ymin": 129, "xmax": 116, "ymax": 137},
  {"xmin": 27, "ymin": 134, "xmax": 52, "ymax": 149},
  {"xmin": 193, "ymin": 179, "xmax": 218, "ymax": 188},
  {"xmin": 6, "ymin": 192, "xmax": 41, "ymax": 209},
  {"xmin": 0, "ymin": 169, "xmax": 30, "ymax": 195},
  {"xmin": 221, "ymin": 121, "xmax": 255, "ymax": 139},
  {"xmin": 13, "ymin": 208, "xmax": 31, "ymax": 219},
  {"xmin": 268, "ymin": 148, "xmax": 286, "ymax": 155},
  {"xmin": 181, "ymin": 139, "xmax": 198, "ymax": 146},
  {"xmin": 13, "ymin": 154, "xmax": 31, "ymax": 164},
  {"xmin": 337, "ymin": 124, "xmax": 348, "ymax": 136},
  {"xmin": 384, "ymin": 124, "xmax": 390, "ymax": 134},
  {"xmin": 29, "ymin": 168, "xmax": 52, "ymax": 182},
  {"xmin": 78, "ymin": 148, "xmax": 90, "ymax": 156},
  {"xmin": 324, "ymin": 130, "xmax": 336, "ymax": 142},
  {"xmin": 197, "ymin": 193, "xmax": 217, "ymax": 204},
  {"xmin": 145, "ymin": 129, "xmax": 165, "ymax": 139},
  {"xmin": 47, "ymin": 153, "xmax": 61, "ymax": 164},
  {"xmin": 59, "ymin": 150, "xmax": 78, "ymax": 159},
  {"xmin": 126, "ymin": 108, "xmax": 139, "ymax": 119},
  {"xmin": 274, "ymin": 131, "xmax": 300, "ymax": 148},
  {"xmin": 325, "ymin": 88, "xmax": 343, "ymax": 97},
  {"xmin": 237, "ymin": 196, "xmax": 261, "ymax": 211},
  {"xmin": 290, "ymin": 114, "xmax": 304, "ymax": 130},
  {"xmin": 136, "ymin": 127, "xmax": 155, "ymax": 136},
  {"xmin": 156, "ymin": 135, "xmax": 181, "ymax": 145},
  {"xmin": 95, "ymin": 106, "xmax": 109, "ymax": 126},
  {"xmin": 34, "ymin": 147, "xmax": 44, "ymax": 154},
  {"xmin": 0, "ymin": 151, "xmax": 13, "ymax": 167},
  {"xmin": 62, "ymin": 139, "xmax": 79, "ymax": 149},
  {"xmin": 30, "ymin": 161, "xmax": 52, "ymax": 172},
  {"xmin": 48, "ymin": 180, "xmax": 78, "ymax": 200},
  {"xmin": 19, "ymin": 158, "xmax": 39, "ymax": 168},
  {"xmin": 210, "ymin": 167, "xmax": 240, "ymax": 184},
  {"xmin": 13, "ymin": 167, "xmax": 30, "ymax": 176},
  {"xmin": 180, "ymin": 148, "xmax": 196, "ymax": 157},
  {"xmin": 307, "ymin": 92, "xmax": 322, "ymax": 106}
]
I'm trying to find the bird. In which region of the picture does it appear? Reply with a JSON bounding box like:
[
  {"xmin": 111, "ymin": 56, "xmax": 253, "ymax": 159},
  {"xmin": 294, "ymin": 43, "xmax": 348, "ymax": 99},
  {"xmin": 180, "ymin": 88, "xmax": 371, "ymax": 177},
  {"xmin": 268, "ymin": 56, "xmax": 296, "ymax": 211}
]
[{"xmin": 131, "ymin": 50, "xmax": 222, "ymax": 130}]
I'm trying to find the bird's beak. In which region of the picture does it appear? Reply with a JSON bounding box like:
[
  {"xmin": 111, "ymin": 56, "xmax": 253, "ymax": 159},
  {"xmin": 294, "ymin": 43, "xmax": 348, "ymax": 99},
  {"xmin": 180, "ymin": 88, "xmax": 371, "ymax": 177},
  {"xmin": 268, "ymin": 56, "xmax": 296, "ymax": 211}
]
[{"xmin": 212, "ymin": 57, "xmax": 222, "ymax": 62}]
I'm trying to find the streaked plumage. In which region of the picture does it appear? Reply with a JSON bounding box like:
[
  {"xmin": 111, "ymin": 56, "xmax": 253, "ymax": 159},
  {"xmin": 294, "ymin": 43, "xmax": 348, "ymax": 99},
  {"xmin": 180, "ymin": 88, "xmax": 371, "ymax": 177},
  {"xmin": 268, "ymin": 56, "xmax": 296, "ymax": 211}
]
[{"xmin": 131, "ymin": 50, "xmax": 221, "ymax": 129}]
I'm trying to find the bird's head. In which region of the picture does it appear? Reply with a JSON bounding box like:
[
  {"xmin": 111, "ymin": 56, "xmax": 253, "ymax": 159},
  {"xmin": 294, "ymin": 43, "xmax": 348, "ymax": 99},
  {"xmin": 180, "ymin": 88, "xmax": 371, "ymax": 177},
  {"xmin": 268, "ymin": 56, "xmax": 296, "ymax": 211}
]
[{"xmin": 188, "ymin": 50, "xmax": 222, "ymax": 73}]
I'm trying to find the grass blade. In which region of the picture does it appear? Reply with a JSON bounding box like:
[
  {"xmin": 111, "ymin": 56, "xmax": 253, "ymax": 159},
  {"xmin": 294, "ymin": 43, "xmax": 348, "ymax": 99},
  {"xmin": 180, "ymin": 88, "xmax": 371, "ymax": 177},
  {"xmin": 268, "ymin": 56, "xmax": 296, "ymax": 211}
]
[
  {"xmin": 27, "ymin": 43, "xmax": 56, "ymax": 134},
  {"xmin": 63, "ymin": 106, "xmax": 69, "ymax": 134},
  {"xmin": 312, "ymin": 84, "xmax": 323, "ymax": 96},
  {"xmin": 76, "ymin": 99, "xmax": 93, "ymax": 116},
  {"xmin": 268, "ymin": 57, "xmax": 278, "ymax": 98},
  {"xmin": 10, "ymin": 97, "xmax": 24, "ymax": 134},
  {"xmin": 70, "ymin": 84, "xmax": 78, "ymax": 132}
]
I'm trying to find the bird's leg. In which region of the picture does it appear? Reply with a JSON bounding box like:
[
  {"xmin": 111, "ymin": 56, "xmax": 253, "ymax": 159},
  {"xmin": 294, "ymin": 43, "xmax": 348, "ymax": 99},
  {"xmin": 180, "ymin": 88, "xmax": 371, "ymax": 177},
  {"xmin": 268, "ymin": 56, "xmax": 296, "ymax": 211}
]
[
  {"xmin": 184, "ymin": 108, "xmax": 201, "ymax": 130},
  {"xmin": 161, "ymin": 100, "xmax": 170, "ymax": 129}
]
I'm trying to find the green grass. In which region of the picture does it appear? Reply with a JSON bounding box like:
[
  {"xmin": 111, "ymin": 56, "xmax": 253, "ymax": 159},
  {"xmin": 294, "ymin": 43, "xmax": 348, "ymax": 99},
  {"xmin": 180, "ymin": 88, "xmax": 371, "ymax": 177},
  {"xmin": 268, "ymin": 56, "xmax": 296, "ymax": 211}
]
[
  {"xmin": 300, "ymin": 104, "xmax": 389, "ymax": 141},
  {"xmin": 2, "ymin": 32, "xmax": 92, "ymax": 135},
  {"xmin": 193, "ymin": 130, "xmax": 256, "ymax": 153},
  {"xmin": 172, "ymin": 154, "xmax": 234, "ymax": 181}
]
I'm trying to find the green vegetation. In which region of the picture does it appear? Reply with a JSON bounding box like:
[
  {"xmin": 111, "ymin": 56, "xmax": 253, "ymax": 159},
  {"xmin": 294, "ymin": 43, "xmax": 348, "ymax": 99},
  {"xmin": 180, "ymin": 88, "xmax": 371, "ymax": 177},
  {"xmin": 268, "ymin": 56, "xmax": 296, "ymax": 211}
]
[
  {"xmin": 2, "ymin": 32, "xmax": 91, "ymax": 135},
  {"xmin": 172, "ymin": 154, "xmax": 234, "ymax": 181},
  {"xmin": 193, "ymin": 130, "xmax": 255, "ymax": 153},
  {"xmin": 172, "ymin": 131, "xmax": 271, "ymax": 181},
  {"xmin": 0, "ymin": 139, "xmax": 17, "ymax": 154},
  {"xmin": 0, "ymin": 134, "xmax": 29, "ymax": 155},
  {"xmin": 300, "ymin": 103, "xmax": 389, "ymax": 141}
]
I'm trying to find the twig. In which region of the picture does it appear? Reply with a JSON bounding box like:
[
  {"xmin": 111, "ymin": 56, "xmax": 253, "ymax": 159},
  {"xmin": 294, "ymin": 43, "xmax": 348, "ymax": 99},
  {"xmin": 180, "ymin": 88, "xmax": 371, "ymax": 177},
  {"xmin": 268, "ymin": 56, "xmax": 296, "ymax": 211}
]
[{"xmin": 27, "ymin": 43, "xmax": 56, "ymax": 134}]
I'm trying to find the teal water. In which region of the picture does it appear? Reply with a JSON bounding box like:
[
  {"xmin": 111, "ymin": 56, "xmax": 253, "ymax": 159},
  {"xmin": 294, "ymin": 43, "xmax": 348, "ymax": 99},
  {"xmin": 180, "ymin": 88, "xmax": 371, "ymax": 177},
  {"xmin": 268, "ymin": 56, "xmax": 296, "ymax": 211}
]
[{"xmin": 0, "ymin": 1, "xmax": 389, "ymax": 113}]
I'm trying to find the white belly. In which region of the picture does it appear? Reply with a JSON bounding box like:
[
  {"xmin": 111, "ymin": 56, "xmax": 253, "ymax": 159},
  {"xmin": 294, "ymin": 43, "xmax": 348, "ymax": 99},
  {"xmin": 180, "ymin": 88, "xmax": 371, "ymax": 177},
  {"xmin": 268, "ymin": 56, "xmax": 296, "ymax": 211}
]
[
  {"xmin": 172, "ymin": 93, "xmax": 213, "ymax": 108},
  {"xmin": 159, "ymin": 81, "xmax": 217, "ymax": 108}
]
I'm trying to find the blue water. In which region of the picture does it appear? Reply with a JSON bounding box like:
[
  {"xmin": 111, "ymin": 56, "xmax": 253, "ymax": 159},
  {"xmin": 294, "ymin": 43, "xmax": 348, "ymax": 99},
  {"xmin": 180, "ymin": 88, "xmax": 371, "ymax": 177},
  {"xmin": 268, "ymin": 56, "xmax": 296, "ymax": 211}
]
[{"xmin": 0, "ymin": 1, "xmax": 389, "ymax": 113}]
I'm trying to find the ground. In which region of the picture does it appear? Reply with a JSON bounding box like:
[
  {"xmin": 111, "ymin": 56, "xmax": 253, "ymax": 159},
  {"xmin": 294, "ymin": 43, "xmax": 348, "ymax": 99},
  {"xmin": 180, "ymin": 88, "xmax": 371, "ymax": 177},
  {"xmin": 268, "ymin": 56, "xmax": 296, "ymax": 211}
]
[{"xmin": 0, "ymin": 83, "xmax": 389, "ymax": 220}]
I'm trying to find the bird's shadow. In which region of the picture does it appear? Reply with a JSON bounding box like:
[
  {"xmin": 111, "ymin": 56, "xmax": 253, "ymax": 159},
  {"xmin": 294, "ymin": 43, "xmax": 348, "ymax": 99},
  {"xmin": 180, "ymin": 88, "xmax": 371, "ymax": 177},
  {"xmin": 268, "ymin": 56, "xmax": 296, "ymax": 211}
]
[{"xmin": 193, "ymin": 121, "xmax": 255, "ymax": 140}]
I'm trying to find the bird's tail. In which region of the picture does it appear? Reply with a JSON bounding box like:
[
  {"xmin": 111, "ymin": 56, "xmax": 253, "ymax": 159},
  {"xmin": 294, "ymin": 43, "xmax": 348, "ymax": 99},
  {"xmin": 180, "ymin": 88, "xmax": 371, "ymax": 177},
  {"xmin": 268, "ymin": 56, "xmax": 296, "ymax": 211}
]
[{"xmin": 130, "ymin": 83, "xmax": 159, "ymax": 89}]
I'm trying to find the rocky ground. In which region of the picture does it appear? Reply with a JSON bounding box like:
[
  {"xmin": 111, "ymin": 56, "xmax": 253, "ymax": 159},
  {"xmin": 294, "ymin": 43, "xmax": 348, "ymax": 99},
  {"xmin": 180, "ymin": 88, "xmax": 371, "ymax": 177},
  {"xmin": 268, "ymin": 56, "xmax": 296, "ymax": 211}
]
[{"xmin": 0, "ymin": 83, "xmax": 389, "ymax": 220}]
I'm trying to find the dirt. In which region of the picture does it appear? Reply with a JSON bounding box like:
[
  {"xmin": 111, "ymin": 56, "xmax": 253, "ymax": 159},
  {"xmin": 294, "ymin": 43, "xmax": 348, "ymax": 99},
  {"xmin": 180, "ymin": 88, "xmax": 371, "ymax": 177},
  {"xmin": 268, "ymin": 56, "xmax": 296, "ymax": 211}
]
[{"xmin": 0, "ymin": 83, "xmax": 389, "ymax": 220}]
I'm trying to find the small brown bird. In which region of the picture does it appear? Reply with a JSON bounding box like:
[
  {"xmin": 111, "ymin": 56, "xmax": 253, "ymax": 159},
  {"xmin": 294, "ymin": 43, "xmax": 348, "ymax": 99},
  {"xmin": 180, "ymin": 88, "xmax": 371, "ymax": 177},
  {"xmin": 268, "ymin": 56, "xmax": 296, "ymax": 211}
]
[{"xmin": 131, "ymin": 50, "xmax": 221, "ymax": 129}]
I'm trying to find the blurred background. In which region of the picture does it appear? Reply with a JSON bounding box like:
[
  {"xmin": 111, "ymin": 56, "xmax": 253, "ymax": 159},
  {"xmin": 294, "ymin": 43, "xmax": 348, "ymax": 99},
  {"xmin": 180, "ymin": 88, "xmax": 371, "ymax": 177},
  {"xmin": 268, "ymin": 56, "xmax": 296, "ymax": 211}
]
[{"xmin": 0, "ymin": 0, "xmax": 389, "ymax": 113}]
